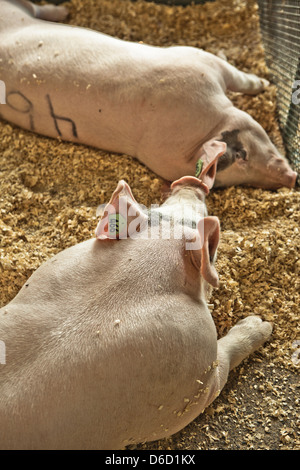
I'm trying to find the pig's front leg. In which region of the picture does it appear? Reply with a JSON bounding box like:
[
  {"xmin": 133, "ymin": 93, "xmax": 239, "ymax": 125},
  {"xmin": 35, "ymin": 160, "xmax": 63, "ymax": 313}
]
[
  {"xmin": 216, "ymin": 316, "xmax": 272, "ymax": 391},
  {"xmin": 217, "ymin": 57, "xmax": 270, "ymax": 95}
]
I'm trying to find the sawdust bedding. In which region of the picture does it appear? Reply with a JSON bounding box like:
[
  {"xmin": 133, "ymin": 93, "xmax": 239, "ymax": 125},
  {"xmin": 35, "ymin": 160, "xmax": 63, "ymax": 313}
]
[{"xmin": 0, "ymin": 0, "xmax": 299, "ymax": 450}]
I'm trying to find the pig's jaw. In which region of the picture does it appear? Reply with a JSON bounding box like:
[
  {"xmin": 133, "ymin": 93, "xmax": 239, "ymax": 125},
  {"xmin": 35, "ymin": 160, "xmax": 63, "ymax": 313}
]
[
  {"xmin": 253, "ymin": 164, "xmax": 297, "ymax": 190},
  {"xmin": 214, "ymin": 158, "xmax": 297, "ymax": 190},
  {"xmin": 241, "ymin": 165, "xmax": 297, "ymax": 190}
]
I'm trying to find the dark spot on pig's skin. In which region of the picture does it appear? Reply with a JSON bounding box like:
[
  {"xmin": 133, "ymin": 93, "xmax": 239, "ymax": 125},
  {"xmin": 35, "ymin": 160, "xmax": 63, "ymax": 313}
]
[{"xmin": 217, "ymin": 129, "xmax": 247, "ymax": 172}]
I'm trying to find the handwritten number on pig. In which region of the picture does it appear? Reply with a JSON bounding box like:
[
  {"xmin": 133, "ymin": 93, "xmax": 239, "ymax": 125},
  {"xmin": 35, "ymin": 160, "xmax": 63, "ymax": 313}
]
[
  {"xmin": 46, "ymin": 94, "xmax": 78, "ymax": 139},
  {"xmin": 6, "ymin": 91, "xmax": 35, "ymax": 131}
]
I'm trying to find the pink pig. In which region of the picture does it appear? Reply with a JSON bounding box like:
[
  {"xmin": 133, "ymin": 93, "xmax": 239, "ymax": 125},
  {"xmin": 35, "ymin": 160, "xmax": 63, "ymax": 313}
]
[
  {"xmin": 0, "ymin": 144, "xmax": 272, "ymax": 449},
  {"xmin": 0, "ymin": 0, "xmax": 297, "ymax": 189}
]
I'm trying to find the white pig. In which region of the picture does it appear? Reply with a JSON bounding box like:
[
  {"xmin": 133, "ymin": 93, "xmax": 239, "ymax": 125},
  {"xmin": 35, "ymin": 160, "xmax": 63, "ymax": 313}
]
[
  {"xmin": 0, "ymin": 0, "xmax": 297, "ymax": 189},
  {"xmin": 0, "ymin": 146, "xmax": 272, "ymax": 449}
]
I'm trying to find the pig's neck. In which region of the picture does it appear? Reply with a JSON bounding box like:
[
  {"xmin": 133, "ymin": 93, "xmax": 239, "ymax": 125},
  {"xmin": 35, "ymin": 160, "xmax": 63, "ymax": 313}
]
[
  {"xmin": 161, "ymin": 189, "xmax": 207, "ymax": 219},
  {"xmin": 212, "ymin": 107, "xmax": 253, "ymax": 140}
]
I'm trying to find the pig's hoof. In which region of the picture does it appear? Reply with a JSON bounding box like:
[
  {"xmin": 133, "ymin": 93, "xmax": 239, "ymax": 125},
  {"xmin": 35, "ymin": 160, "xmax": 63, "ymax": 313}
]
[
  {"xmin": 245, "ymin": 74, "xmax": 270, "ymax": 95},
  {"xmin": 259, "ymin": 78, "xmax": 270, "ymax": 90},
  {"xmin": 232, "ymin": 315, "xmax": 273, "ymax": 350}
]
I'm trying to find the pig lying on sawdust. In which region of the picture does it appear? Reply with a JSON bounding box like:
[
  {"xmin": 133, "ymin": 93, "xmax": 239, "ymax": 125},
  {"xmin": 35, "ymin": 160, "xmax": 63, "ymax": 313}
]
[
  {"xmin": 0, "ymin": 147, "xmax": 272, "ymax": 449},
  {"xmin": 0, "ymin": 0, "xmax": 297, "ymax": 189}
]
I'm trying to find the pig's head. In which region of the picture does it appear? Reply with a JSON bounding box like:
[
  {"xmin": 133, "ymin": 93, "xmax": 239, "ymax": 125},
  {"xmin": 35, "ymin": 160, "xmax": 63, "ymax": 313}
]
[
  {"xmin": 214, "ymin": 111, "xmax": 297, "ymax": 189},
  {"xmin": 95, "ymin": 151, "xmax": 221, "ymax": 297}
]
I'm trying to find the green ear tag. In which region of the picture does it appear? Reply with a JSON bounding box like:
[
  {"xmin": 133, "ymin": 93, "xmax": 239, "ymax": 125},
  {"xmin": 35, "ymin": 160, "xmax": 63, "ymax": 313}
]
[
  {"xmin": 108, "ymin": 213, "xmax": 126, "ymax": 237},
  {"xmin": 195, "ymin": 158, "xmax": 203, "ymax": 178}
]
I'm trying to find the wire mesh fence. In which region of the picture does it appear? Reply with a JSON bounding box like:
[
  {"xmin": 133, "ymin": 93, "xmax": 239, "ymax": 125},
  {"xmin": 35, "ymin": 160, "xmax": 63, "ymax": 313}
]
[{"xmin": 258, "ymin": 0, "xmax": 300, "ymax": 185}]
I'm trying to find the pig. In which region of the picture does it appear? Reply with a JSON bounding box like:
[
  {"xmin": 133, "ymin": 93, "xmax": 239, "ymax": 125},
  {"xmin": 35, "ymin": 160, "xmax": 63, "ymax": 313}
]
[
  {"xmin": 0, "ymin": 146, "xmax": 272, "ymax": 450},
  {"xmin": 0, "ymin": 0, "xmax": 297, "ymax": 189}
]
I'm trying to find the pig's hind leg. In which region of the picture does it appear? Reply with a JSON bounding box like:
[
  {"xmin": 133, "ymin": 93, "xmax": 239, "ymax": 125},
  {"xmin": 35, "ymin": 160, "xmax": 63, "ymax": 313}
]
[
  {"xmin": 217, "ymin": 57, "xmax": 270, "ymax": 95},
  {"xmin": 215, "ymin": 316, "xmax": 272, "ymax": 392}
]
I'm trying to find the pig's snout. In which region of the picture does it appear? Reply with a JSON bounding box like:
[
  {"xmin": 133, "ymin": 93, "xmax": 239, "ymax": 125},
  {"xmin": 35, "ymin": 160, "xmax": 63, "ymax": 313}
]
[
  {"xmin": 266, "ymin": 157, "xmax": 297, "ymax": 189},
  {"xmin": 253, "ymin": 155, "xmax": 298, "ymax": 190},
  {"xmin": 284, "ymin": 169, "xmax": 297, "ymax": 189}
]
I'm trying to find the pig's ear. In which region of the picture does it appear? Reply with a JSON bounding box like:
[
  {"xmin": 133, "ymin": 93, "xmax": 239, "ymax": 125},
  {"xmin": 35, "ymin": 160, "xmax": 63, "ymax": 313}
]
[
  {"xmin": 197, "ymin": 140, "xmax": 227, "ymax": 190},
  {"xmin": 187, "ymin": 216, "xmax": 220, "ymax": 287},
  {"xmin": 95, "ymin": 180, "xmax": 148, "ymax": 240}
]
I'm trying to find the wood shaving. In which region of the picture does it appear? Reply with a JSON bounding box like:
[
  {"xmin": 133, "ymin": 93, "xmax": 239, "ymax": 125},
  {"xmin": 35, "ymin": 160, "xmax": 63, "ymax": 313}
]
[{"xmin": 0, "ymin": 0, "xmax": 299, "ymax": 450}]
